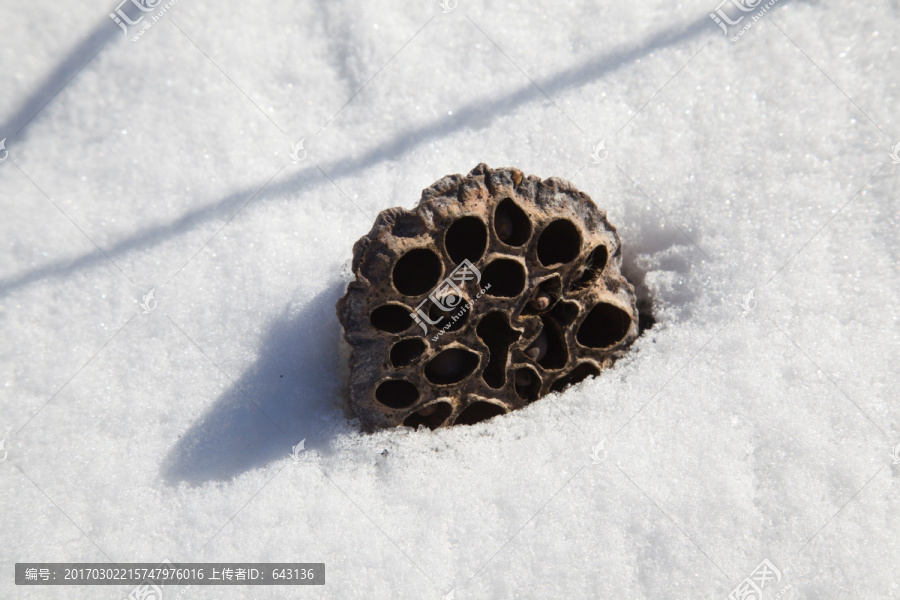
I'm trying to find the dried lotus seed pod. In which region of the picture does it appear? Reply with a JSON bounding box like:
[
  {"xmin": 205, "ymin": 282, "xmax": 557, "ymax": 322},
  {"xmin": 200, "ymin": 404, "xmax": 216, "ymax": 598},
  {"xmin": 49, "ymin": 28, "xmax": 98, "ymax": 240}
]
[{"xmin": 336, "ymin": 163, "xmax": 639, "ymax": 430}]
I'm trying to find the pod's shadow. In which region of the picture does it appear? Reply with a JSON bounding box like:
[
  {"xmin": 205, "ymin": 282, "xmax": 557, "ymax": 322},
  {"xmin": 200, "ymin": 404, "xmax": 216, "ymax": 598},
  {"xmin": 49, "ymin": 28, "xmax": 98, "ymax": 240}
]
[{"xmin": 161, "ymin": 280, "xmax": 350, "ymax": 486}]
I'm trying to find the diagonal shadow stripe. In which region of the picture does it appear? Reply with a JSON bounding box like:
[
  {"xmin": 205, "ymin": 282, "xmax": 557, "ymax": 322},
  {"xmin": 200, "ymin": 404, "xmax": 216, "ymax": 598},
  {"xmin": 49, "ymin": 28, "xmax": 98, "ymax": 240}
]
[
  {"xmin": 1, "ymin": 15, "xmax": 120, "ymax": 139},
  {"xmin": 0, "ymin": 4, "xmax": 804, "ymax": 299}
]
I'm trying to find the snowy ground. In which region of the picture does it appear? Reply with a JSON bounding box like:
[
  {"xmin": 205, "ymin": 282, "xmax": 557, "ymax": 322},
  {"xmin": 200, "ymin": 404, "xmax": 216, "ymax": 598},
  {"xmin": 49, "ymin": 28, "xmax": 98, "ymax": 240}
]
[{"xmin": 1, "ymin": 0, "xmax": 898, "ymax": 598}]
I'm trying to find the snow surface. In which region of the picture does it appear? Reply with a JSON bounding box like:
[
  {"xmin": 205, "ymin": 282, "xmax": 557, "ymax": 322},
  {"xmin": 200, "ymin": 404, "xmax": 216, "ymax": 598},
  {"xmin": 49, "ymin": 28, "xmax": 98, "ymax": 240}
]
[{"xmin": 1, "ymin": 0, "xmax": 898, "ymax": 598}]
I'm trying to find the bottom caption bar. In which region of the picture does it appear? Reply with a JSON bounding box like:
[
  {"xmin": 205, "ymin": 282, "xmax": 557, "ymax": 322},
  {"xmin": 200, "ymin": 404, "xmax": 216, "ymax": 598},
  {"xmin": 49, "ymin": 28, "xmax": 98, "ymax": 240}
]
[{"xmin": 15, "ymin": 563, "xmax": 324, "ymax": 585}]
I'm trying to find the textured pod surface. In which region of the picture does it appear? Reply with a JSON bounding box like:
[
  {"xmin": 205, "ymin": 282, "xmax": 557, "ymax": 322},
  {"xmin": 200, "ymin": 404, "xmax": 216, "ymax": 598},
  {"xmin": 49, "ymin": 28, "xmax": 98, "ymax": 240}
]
[{"xmin": 336, "ymin": 163, "xmax": 639, "ymax": 430}]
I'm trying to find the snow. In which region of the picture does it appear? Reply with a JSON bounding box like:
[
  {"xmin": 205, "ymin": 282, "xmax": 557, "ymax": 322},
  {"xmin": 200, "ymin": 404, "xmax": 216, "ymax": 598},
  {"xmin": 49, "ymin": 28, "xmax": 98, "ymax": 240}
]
[{"xmin": 1, "ymin": 0, "xmax": 898, "ymax": 598}]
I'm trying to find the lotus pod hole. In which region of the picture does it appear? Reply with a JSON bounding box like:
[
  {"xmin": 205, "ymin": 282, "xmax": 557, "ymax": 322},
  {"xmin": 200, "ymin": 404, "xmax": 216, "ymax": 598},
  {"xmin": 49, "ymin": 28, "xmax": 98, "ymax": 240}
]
[{"xmin": 336, "ymin": 164, "xmax": 640, "ymax": 430}]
